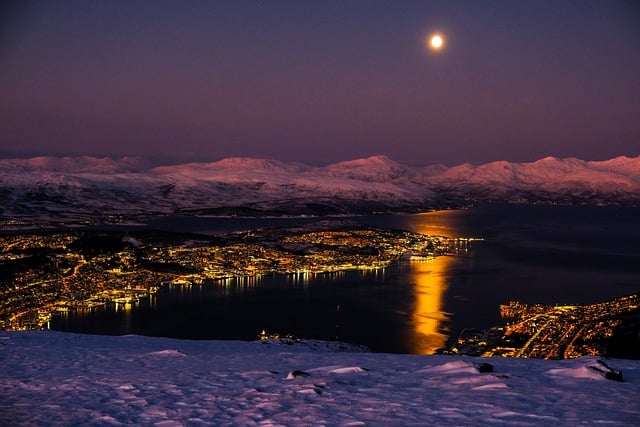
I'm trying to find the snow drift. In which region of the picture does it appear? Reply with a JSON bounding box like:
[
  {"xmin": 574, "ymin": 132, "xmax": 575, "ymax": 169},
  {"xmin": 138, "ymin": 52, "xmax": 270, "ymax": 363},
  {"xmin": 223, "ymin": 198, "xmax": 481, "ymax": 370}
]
[{"xmin": 1, "ymin": 332, "xmax": 638, "ymax": 426}]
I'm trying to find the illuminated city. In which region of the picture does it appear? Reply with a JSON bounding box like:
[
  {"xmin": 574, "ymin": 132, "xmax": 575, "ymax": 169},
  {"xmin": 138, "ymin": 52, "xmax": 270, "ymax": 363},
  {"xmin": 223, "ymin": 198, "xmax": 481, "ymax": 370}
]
[
  {"xmin": 448, "ymin": 293, "xmax": 640, "ymax": 360},
  {"xmin": 0, "ymin": 222, "xmax": 468, "ymax": 331},
  {"xmin": 3, "ymin": 219, "xmax": 637, "ymax": 361}
]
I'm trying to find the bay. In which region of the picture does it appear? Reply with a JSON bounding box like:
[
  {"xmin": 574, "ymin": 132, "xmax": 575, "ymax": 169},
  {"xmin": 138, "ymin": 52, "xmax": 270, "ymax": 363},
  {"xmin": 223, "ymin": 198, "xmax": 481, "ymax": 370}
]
[{"xmin": 50, "ymin": 205, "xmax": 640, "ymax": 354}]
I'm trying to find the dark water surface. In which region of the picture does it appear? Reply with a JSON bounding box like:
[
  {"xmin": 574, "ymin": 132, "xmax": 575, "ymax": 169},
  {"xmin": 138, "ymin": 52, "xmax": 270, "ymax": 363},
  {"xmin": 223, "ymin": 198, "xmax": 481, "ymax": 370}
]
[{"xmin": 51, "ymin": 206, "xmax": 640, "ymax": 354}]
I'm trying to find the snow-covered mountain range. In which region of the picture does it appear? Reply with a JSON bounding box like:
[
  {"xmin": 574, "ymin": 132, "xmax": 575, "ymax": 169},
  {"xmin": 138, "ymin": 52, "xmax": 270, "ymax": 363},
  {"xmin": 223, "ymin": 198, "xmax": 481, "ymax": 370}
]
[{"xmin": 1, "ymin": 155, "xmax": 639, "ymax": 223}]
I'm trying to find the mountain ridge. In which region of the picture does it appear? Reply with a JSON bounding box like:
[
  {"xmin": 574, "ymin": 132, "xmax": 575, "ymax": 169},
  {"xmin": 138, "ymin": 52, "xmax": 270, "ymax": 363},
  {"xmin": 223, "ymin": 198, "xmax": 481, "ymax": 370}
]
[{"xmin": 1, "ymin": 154, "xmax": 638, "ymax": 223}]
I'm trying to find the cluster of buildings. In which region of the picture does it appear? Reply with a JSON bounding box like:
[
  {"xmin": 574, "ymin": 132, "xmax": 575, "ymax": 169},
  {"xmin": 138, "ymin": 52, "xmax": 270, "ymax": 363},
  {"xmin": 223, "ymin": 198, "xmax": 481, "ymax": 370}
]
[
  {"xmin": 0, "ymin": 225, "xmax": 458, "ymax": 330},
  {"xmin": 449, "ymin": 293, "xmax": 639, "ymax": 359}
]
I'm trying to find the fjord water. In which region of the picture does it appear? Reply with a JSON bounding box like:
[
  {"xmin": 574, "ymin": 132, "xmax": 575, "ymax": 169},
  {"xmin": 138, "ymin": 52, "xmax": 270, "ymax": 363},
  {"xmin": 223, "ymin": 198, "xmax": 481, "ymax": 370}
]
[{"xmin": 50, "ymin": 206, "xmax": 640, "ymax": 354}]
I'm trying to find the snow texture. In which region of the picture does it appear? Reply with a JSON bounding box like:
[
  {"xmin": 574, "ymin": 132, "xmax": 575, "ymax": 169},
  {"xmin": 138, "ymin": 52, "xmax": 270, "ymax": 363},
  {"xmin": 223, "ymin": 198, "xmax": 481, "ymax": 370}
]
[{"xmin": 1, "ymin": 331, "xmax": 639, "ymax": 426}]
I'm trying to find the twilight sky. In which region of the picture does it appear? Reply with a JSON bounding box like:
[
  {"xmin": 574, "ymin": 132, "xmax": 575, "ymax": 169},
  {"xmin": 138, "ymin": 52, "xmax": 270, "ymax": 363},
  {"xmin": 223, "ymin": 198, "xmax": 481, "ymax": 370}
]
[{"xmin": 1, "ymin": 0, "xmax": 639, "ymax": 165}]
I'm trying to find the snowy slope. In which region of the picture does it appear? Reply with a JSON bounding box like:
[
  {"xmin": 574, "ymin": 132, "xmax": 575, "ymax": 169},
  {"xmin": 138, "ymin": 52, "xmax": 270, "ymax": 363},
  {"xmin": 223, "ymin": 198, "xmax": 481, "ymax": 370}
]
[
  {"xmin": 1, "ymin": 331, "xmax": 639, "ymax": 426},
  {"xmin": 0, "ymin": 156, "xmax": 145, "ymax": 174},
  {"xmin": 427, "ymin": 156, "xmax": 640, "ymax": 199},
  {"xmin": 1, "ymin": 155, "xmax": 639, "ymax": 222}
]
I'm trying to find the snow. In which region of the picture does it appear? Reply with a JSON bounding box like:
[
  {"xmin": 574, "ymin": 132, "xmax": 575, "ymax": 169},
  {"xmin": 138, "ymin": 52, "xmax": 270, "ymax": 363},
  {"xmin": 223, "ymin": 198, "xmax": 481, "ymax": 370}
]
[
  {"xmin": 1, "ymin": 331, "xmax": 639, "ymax": 426},
  {"xmin": 0, "ymin": 156, "xmax": 144, "ymax": 174},
  {"xmin": 1, "ymin": 154, "xmax": 639, "ymax": 223},
  {"xmin": 325, "ymin": 155, "xmax": 415, "ymax": 182}
]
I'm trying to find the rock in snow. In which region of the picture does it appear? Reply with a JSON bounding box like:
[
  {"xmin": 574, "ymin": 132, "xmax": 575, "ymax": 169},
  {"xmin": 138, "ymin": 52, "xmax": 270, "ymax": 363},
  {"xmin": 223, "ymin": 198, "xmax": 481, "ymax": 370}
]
[{"xmin": 1, "ymin": 331, "xmax": 639, "ymax": 426}]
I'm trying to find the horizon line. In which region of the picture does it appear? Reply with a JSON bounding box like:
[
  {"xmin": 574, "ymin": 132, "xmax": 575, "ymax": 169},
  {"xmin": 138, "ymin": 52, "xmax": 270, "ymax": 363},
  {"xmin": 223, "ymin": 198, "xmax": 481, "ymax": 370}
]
[{"xmin": 1, "ymin": 152, "xmax": 639, "ymax": 169}]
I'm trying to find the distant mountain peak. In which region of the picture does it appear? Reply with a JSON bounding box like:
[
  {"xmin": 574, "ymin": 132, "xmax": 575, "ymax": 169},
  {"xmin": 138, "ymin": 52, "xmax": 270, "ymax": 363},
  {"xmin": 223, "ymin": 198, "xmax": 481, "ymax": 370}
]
[
  {"xmin": 326, "ymin": 155, "xmax": 413, "ymax": 182},
  {"xmin": 537, "ymin": 156, "xmax": 560, "ymax": 162},
  {"xmin": 334, "ymin": 154, "xmax": 395, "ymax": 164},
  {"xmin": 212, "ymin": 157, "xmax": 290, "ymax": 170}
]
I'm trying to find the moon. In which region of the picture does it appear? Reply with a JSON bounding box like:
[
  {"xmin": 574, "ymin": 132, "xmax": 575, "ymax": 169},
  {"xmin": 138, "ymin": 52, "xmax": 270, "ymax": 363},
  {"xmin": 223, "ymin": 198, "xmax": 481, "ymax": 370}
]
[{"xmin": 429, "ymin": 34, "xmax": 444, "ymax": 51}]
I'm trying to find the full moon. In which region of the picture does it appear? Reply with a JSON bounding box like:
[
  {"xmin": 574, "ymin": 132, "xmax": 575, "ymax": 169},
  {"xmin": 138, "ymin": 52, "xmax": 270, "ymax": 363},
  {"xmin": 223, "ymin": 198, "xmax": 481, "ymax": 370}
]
[{"xmin": 430, "ymin": 35, "xmax": 444, "ymax": 50}]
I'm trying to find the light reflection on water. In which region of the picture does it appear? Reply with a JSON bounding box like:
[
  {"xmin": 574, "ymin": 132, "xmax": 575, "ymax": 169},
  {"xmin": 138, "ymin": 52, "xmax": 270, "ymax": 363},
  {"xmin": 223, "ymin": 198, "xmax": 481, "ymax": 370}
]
[
  {"xmin": 404, "ymin": 210, "xmax": 465, "ymax": 237},
  {"xmin": 410, "ymin": 256, "xmax": 454, "ymax": 354},
  {"xmin": 408, "ymin": 210, "xmax": 460, "ymax": 354},
  {"xmin": 114, "ymin": 301, "xmax": 133, "ymax": 333}
]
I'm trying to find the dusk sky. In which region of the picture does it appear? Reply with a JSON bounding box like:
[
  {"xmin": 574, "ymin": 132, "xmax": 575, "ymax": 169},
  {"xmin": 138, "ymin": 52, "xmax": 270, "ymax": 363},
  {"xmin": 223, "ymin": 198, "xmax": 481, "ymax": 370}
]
[{"xmin": 1, "ymin": 0, "xmax": 639, "ymax": 165}]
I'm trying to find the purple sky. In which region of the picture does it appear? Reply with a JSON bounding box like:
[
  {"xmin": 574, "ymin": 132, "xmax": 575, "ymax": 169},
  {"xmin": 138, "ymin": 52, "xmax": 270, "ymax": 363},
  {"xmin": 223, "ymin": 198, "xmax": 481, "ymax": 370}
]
[{"xmin": 1, "ymin": 0, "xmax": 639, "ymax": 165}]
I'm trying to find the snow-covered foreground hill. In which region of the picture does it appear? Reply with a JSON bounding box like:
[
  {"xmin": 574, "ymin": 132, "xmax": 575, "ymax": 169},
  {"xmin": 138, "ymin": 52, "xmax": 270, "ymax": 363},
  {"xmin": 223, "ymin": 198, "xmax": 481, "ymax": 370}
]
[
  {"xmin": 1, "ymin": 155, "xmax": 639, "ymax": 223},
  {"xmin": 1, "ymin": 332, "xmax": 639, "ymax": 426}
]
